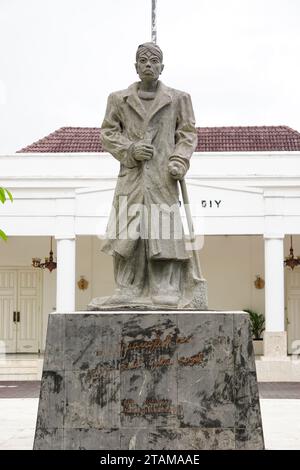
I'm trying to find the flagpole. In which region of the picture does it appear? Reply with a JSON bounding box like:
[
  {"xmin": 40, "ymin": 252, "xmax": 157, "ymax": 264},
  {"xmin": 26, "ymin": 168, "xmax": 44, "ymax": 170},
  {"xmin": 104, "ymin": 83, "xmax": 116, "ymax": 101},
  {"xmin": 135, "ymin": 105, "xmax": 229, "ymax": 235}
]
[{"xmin": 151, "ymin": 0, "xmax": 157, "ymax": 44}]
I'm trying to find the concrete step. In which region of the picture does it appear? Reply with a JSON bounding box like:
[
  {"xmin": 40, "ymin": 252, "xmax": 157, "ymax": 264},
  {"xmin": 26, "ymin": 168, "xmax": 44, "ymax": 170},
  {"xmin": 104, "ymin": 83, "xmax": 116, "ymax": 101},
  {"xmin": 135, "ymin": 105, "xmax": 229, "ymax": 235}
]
[
  {"xmin": 0, "ymin": 356, "xmax": 43, "ymax": 381},
  {"xmin": 0, "ymin": 361, "xmax": 38, "ymax": 368},
  {"xmin": 0, "ymin": 374, "xmax": 40, "ymax": 381}
]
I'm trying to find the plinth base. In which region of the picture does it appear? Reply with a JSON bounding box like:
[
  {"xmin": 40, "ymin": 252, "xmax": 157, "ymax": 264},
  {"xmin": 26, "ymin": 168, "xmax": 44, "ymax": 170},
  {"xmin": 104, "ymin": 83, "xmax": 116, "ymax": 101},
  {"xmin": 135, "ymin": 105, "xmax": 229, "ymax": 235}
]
[{"xmin": 34, "ymin": 311, "xmax": 264, "ymax": 450}]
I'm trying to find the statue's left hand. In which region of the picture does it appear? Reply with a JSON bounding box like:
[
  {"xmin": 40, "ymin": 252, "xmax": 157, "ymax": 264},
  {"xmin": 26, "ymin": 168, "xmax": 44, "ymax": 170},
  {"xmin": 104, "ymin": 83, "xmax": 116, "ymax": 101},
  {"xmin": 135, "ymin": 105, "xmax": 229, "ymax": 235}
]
[{"xmin": 168, "ymin": 161, "xmax": 186, "ymax": 180}]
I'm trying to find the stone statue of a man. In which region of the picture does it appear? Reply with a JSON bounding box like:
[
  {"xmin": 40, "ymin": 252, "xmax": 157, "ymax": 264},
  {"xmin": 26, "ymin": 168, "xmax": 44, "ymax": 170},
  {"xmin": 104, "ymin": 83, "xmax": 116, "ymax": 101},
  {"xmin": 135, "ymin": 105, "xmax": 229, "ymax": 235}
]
[{"xmin": 97, "ymin": 42, "xmax": 207, "ymax": 309}]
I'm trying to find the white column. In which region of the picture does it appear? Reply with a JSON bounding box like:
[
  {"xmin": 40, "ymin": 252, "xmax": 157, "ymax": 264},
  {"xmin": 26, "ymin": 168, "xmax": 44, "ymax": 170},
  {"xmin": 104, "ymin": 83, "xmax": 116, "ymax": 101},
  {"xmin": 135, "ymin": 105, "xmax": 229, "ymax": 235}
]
[
  {"xmin": 264, "ymin": 236, "xmax": 284, "ymax": 331},
  {"xmin": 263, "ymin": 235, "xmax": 287, "ymax": 357},
  {"xmin": 56, "ymin": 237, "xmax": 76, "ymax": 312}
]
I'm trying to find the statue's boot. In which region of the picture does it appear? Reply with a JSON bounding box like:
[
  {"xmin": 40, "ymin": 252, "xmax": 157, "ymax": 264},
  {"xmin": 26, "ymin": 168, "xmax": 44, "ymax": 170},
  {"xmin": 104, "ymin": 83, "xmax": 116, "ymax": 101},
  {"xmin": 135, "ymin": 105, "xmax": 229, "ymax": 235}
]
[
  {"xmin": 150, "ymin": 260, "xmax": 181, "ymax": 307},
  {"xmin": 151, "ymin": 293, "xmax": 180, "ymax": 306}
]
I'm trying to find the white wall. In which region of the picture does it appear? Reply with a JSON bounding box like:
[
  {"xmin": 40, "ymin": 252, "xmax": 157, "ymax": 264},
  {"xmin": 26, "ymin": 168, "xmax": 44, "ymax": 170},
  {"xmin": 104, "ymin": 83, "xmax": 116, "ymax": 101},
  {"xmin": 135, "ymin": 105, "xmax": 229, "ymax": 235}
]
[
  {"xmin": 91, "ymin": 237, "xmax": 115, "ymax": 299},
  {"xmin": 75, "ymin": 236, "xmax": 93, "ymax": 311},
  {"xmin": 201, "ymin": 235, "xmax": 265, "ymax": 312}
]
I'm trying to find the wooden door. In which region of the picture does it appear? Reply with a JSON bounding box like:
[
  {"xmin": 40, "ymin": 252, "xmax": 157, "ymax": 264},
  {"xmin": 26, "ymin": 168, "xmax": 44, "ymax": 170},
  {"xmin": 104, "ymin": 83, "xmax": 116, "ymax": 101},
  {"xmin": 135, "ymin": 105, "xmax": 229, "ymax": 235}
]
[
  {"xmin": 286, "ymin": 267, "xmax": 300, "ymax": 354},
  {"xmin": 0, "ymin": 268, "xmax": 42, "ymax": 353},
  {"xmin": 0, "ymin": 270, "xmax": 18, "ymax": 353},
  {"xmin": 17, "ymin": 269, "xmax": 41, "ymax": 353}
]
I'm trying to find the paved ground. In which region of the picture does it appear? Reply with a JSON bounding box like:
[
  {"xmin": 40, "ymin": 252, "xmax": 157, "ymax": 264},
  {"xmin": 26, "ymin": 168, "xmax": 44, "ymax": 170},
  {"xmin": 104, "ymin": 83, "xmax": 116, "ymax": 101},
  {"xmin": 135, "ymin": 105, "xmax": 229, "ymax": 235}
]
[
  {"xmin": 258, "ymin": 382, "xmax": 300, "ymax": 399},
  {"xmin": 0, "ymin": 398, "xmax": 38, "ymax": 450},
  {"xmin": 0, "ymin": 382, "xmax": 300, "ymax": 449},
  {"xmin": 260, "ymin": 399, "xmax": 300, "ymax": 449},
  {"xmin": 0, "ymin": 382, "xmax": 40, "ymax": 399}
]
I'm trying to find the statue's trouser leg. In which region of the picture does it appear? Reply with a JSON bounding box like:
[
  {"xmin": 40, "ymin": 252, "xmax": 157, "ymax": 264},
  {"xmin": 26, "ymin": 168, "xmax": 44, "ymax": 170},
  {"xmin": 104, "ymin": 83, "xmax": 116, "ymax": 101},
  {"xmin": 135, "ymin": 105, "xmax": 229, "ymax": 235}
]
[
  {"xmin": 148, "ymin": 259, "xmax": 181, "ymax": 297},
  {"xmin": 113, "ymin": 240, "xmax": 146, "ymax": 295}
]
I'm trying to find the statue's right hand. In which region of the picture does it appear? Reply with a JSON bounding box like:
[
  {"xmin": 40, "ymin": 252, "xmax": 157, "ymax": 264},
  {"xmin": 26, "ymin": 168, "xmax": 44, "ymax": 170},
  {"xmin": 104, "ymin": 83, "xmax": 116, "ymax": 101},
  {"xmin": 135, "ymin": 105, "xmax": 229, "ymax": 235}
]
[{"xmin": 132, "ymin": 142, "xmax": 154, "ymax": 161}]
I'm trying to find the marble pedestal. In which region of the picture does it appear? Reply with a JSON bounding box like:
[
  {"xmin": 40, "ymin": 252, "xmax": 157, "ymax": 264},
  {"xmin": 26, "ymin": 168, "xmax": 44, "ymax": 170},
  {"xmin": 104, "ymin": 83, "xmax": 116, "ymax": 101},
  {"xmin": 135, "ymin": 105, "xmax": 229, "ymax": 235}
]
[{"xmin": 34, "ymin": 311, "xmax": 264, "ymax": 450}]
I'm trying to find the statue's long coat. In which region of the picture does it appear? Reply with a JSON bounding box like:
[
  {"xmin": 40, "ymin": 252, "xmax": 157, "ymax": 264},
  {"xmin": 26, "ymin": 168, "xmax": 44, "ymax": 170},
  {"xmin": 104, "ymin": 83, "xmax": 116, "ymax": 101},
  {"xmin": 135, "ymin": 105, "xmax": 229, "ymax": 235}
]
[{"xmin": 101, "ymin": 81, "xmax": 197, "ymax": 260}]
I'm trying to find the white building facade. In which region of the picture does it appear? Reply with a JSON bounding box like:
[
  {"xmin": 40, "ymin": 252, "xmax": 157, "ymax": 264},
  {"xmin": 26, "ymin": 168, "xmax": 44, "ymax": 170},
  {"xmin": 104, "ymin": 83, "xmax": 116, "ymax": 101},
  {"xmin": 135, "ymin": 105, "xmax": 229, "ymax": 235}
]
[{"xmin": 1, "ymin": 126, "xmax": 300, "ymax": 380}]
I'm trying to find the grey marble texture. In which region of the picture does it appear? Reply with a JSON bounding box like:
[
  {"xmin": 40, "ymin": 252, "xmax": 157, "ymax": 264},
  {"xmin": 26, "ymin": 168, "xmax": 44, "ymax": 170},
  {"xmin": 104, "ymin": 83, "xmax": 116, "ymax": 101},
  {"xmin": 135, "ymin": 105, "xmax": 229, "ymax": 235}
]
[{"xmin": 34, "ymin": 311, "xmax": 264, "ymax": 450}]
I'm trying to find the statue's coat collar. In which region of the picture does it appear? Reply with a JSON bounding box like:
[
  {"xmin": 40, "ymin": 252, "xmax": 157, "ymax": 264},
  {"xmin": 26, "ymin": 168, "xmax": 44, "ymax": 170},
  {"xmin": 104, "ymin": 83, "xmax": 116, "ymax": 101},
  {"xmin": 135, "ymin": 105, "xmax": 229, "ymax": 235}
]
[{"xmin": 122, "ymin": 81, "xmax": 172, "ymax": 121}]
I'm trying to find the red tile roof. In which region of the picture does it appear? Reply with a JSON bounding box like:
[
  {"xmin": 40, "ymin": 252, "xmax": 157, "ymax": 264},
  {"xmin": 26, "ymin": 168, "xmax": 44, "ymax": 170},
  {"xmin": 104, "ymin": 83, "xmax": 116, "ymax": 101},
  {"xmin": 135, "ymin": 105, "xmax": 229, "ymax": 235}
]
[{"xmin": 16, "ymin": 125, "xmax": 300, "ymax": 153}]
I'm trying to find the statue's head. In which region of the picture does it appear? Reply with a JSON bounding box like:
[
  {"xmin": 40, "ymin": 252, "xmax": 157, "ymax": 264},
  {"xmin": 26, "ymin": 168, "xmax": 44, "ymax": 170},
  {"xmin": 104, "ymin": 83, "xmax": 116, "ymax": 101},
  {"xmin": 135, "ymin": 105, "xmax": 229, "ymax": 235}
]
[{"xmin": 135, "ymin": 42, "xmax": 164, "ymax": 82}]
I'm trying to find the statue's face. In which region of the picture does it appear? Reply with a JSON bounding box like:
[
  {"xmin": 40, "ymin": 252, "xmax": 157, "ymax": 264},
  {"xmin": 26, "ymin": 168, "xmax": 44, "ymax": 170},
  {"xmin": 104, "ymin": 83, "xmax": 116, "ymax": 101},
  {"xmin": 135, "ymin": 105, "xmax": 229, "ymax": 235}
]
[{"xmin": 135, "ymin": 51, "xmax": 164, "ymax": 81}]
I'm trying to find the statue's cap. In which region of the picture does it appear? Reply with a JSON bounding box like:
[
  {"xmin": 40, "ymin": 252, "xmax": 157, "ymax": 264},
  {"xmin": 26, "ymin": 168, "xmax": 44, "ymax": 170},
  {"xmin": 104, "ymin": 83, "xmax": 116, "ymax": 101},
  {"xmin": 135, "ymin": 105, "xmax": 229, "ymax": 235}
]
[{"xmin": 136, "ymin": 42, "xmax": 163, "ymax": 62}]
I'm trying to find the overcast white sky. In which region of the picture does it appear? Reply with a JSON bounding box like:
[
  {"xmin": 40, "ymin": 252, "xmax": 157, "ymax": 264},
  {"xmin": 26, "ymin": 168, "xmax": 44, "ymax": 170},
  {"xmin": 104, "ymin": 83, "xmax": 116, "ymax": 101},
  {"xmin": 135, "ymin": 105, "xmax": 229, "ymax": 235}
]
[{"xmin": 1, "ymin": 0, "xmax": 300, "ymax": 153}]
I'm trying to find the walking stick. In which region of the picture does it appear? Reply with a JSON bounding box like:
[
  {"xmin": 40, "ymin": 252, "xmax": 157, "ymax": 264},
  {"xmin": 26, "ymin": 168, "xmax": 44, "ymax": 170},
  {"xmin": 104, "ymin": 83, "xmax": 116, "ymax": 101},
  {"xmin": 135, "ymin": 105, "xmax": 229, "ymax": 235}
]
[{"xmin": 179, "ymin": 178, "xmax": 203, "ymax": 280}]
